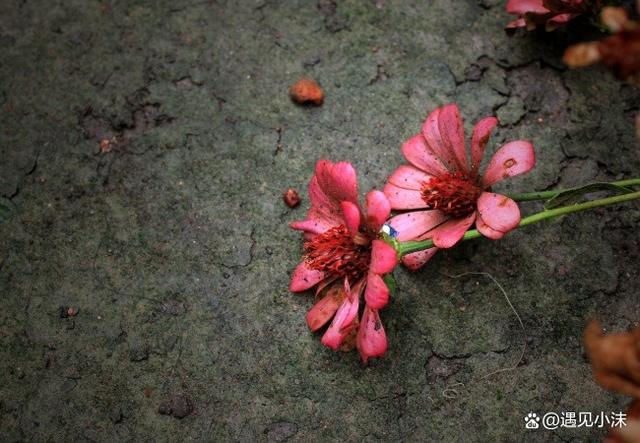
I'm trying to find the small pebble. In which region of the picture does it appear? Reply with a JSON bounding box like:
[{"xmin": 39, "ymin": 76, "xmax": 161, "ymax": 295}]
[
  {"xmin": 283, "ymin": 188, "xmax": 301, "ymax": 208},
  {"xmin": 99, "ymin": 138, "xmax": 112, "ymax": 153},
  {"xmin": 289, "ymin": 79, "xmax": 324, "ymax": 105},
  {"xmin": 109, "ymin": 406, "xmax": 123, "ymax": 424},
  {"xmin": 59, "ymin": 306, "xmax": 78, "ymax": 318},
  {"xmin": 129, "ymin": 342, "xmax": 149, "ymax": 362}
]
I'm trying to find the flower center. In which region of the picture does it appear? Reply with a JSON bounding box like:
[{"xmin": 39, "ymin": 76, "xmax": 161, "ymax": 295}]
[
  {"xmin": 421, "ymin": 173, "xmax": 482, "ymax": 217},
  {"xmin": 303, "ymin": 225, "xmax": 372, "ymax": 281}
]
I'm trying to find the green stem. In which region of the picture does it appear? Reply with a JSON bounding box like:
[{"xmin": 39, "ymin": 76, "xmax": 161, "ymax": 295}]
[
  {"xmin": 396, "ymin": 190, "xmax": 640, "ymax": 257},
  {"xmin": 508, "ymin": 178, "xmax": 640, "ymax": 202}
]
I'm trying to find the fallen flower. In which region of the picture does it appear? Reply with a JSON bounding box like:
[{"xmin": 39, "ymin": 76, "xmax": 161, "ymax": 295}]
[
  {"xmin": 583, "ymin": 319, "xmax": 640, "ymax": 399},
  {"xmin": 607, "ymin": 400, "xmax": 640, "ymax": 443},
  {"xmin": 564, "ymin": 7, "xmax": 640, "ymax": 84},
  {"xmin": 505, "ymin": 0, "xmax": 600, "ymax": 33},
  {"xmin": 289, "ymin": 78, "xmax": 324, "ymax": 106},
  {"xmin": 290, "ymin": 160, "xmax": 396, "ymax": 362},
  {"xmin": 384, "ymin": 104, "xmax": 535, "ymax": 269}
]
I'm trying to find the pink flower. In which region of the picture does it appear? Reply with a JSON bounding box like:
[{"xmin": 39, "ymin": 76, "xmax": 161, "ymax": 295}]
[
  {"xmin": 505, "ymin": 0, "xmax": 600, "ymax": 32},
  {"xmin": 290, "ymin": 160, "xmax": 397, "ymax": 362},
  {"xmin": 384, "ymin": 104, "xmax": 535, "ymax": 270}
]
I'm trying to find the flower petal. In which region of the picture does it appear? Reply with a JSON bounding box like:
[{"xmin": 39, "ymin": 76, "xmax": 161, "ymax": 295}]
[
  {"xmin": 482, "ymin": 140, "xmax": 535, "ymax": 188},
  {"xmin": 506, "ymin": 0, "xmax": 548, "ymax": 14},
  {"xmin": 315, "ymin": 160, "xmax": 358, "ymax": 205},
  {"xmin": 475, "ymin": 214, "xmax": 505, "ymax": 240},
  {"xmin": 505, "ymin": 18, "xmax": 526, "ymax": 30},
  {"xmin": 476, "ymin": 192, "xmax": 521, "ymax": 235},
  {"xmin": 293, "ymin": 160, "xmax": 362, "ymax": 237},
  {"xmin": 290, "ymin": 218, "xmax": 334, "ymax": 237},
  {"xmin": 387, "ymin": 210, "xmax": 448, "ymax": 241},
  {"xmin": 370, "ymin": 240, "xmax": 397, "ymax": 274},
  {"xmin": 546, "ymin": 13, "xmax": 579, "ymax": 31},
  {"xmin": 365, "ymin": 190, "xmax": 391, "ymax": 230},
  {"xmin": 341, "ymin": 201, "xmax": 361, "ymax": 237},
  {"xmin": 470, "ymin": 117, "xmax": 498, "ymax": 178},
  {"xmin": 438, "ymin": 104, "xmax": 468, "ymax": 173},
  {"xmin": 299, "ymin": 160, "xmax": 358, "ymax": 230},
  {"xmin": 306, "ymin": 285, "xmax": 346, "ymax": 331},
  {"xmin": 357, "ymin": 306, "xmax": 387, "ymax": 364},
  {"xmin": 321, "ymin": 286, "xmax": 360, "ymax": 350},
  {"xmin": 383, "ymin": 183, "xmax": 428, "ymax": 210},
  {"xmin": 429, "ymin": 212, "xmax": 476, "ymax": 248},
  {"xmin": 364, "ymin": 272, "xmax": 389, "ymax": 309},
  {"xmin": 387, "ymin": 164, "xmax": 433, "ymax": 190},
  {"xmin": 401, "ymin": 248, "xmax": 439, "ymax": 271},
  {"xmin": 400, "ymin": 134, "xmax": 449, "ymax": 177},
  {"xmin": 304, "ymin": 175, "xmax": 345, "ymax": 227},
  {"xmin": 422, "ymin": 106, "xmax": 461, "ymax": 173},
  {"xmin": 290, "ymin": 262, "xmax": 325, "ymax": 292}
]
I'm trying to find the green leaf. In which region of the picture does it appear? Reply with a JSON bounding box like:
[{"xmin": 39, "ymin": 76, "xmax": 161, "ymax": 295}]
[
  {"xmin": 382, "ymin": 273, "xmax": 397, "ymax": 299},
  {"xmin": 544, "ymin": 183, "xmax": 634, "ymax": 210}
]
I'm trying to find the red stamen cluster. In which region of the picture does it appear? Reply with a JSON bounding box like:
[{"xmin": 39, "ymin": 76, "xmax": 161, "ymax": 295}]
[
  {"xmin": 304, "ymin": 225, "xmax": 371, "ymax": 281},
  {"xmin": 421, "ymin": 173, "xmax": 482, "ymax": 217}
]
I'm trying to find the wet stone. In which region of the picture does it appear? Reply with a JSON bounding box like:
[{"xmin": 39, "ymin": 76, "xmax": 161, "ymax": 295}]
[
  {"xmin": 61, "ymin": 378, "xmax": 78, "ymax": 393},
  {"xmin": 161, "ymin": 299, "xmax": 185, "ymax": 316},
  {"xmin": 158, "ymin": 394, "xmax": 194, "ymax": 419},
  {"xmin": 465, "ymin": 64, "xmax": 484, "ymax": 82},
  {"xmin": 497, "ymin": 96, "xmax": 526, "ymax": 126},
  {"xmin": 264, "ymin": 421, "xmax": 298, "ymax": 442},
  {"xmin": 128, "ymin": 342, "xmax": 149, "ymax": 362},
  {"xmin": 109, "ymin": 406, "xmax": 123, "ymax": 424}
]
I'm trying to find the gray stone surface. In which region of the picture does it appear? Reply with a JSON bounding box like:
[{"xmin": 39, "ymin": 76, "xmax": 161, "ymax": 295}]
[{"xmin": 1, "ymin": 1, "xmax": 639, "ymax": 441}]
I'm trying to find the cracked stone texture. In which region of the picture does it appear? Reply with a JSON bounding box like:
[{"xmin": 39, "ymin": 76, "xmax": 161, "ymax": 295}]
[{"xmin": 1, "ymin": 1, "xmax": 639, "ymax": 442}]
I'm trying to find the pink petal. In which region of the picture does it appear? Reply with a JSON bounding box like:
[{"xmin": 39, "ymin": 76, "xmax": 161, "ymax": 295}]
[
  {"xmin": 365, "ymin": 190, "xmax": 391, "ymax": 230},
  {"xmin": 294, "ymin": 160, "xmax": 362, "ymax": 236},
  {"xmin": 370, "ymin": 240, "xmax": 397, "ymax": 274},
  {"xmin": 505, "ymin": 18, "xmax": 527, "ymax": 29},
  {"xmin": 387, "ymin": 164, "xmax": 432, "ymax": 190},
  {"xmin": 364, "ymin": 272, "xmax": 389, "ymax": 309},
  {"xmin": 476, "ymin": 192, "xmax": 521, "ymax": 235},
  {"xmin": 305, "ymin": 175, "xmax": 345, "ymax": 227},
  {"xmin": 429, "ymin": 212, "xmax": 476, "ymax": 248},
  {"xmin": 306, "ymin": 286, "xmax": 345, "ymax": 331},
  {"xmin": 290, "ymin": 218, "xmax": 333, "ymax": 236},
  {"xmin": 315, "ymin": 275, "xmax": 338, "ymax": 296},
  {"xmin": 400, "ymin": 134, "xmax": 449, "ymax": 177},
  {"xmin": 506, "ymin": 0, "xmax": 548, "ymax": 14},
  {"xmin": 383, "ymin": 183, "xmax": 428, "ymax": 210},
  {"xmin": 341, "ymin": 201, "xmax": 361, "ymax": 237},
  {"xmin": 475, "ymin": 214, "xmax": 506, "ymax": 240},
  {"xmin": 422, "ymin": 106, "xmax": 461, "ymax": 173},
  {"xmin": 482, "ymin": 140, "xmax": 535, "ymax": 188},
  {"xmin": 401, "ymin": 248, "xmax": 439, "ymax": 271},
  {"xmin": 357, "ymin": 306, "xmax": 387, "ymax": 364},
  {"xmin": 321, "ymin": 286, "xmax": 360, "ymax": 350},
  {"xmin": 470, "ymin": 117, "xmax": 498, "ymax": 178},
  {"xmin": 546, "ymin": 13, "xmax": 579, "ymax": 30},
  {"xmin": 438, "ymin": 104, "xmax": 469, "ymax": 174},
  {"xmin": 315, "ymin": 160, "xmax": 358, "ymax": 205},
  {"xmin": 387, "ymin": 210, "xmax": 448, "ymax": 242},
  {"xmin": 290, "ymin": 262, "xmax": 325, "ymax": 292}
]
